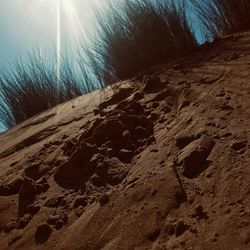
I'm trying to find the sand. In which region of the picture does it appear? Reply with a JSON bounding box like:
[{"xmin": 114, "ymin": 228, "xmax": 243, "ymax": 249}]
[{"xmin": 0, "ymin": 31, "xmax": 249, "ymax": 250}]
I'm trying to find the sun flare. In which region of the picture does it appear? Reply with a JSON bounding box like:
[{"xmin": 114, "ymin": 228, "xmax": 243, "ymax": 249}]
[{"xmin": 36, "ymin": 0, "xmax": 87, "ymax": 98}]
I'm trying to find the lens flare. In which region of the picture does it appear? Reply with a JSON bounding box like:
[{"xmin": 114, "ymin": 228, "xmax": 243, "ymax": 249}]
[{"xmin": 36, "ymin": 0, "xmax": 87, "ymax": 102}]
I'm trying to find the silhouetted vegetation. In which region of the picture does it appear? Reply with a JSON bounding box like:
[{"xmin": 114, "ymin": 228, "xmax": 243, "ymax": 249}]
[
  {"xmin": 90, "ymin": 0, "xmax": 198, "ymax": 85},
  {"xmin": 0, "ymin": 52, "xmax": 97, "ymax": 128},
  {"xmin": 194, "ymin": 0, "xmax": 250, "ymax": 38}
]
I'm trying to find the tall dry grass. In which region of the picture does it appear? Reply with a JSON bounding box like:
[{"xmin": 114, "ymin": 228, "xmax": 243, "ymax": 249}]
[
  {"xmin": 194, "ymin": 0, "xmax": 250, "ymax": 38},
  {"xmin": 89, "ymin": 0, "xmax": 198, "ymax": 85},
  {"xmin": 0, "ymin": 52, "xmax": 97, "ymax": 128}
]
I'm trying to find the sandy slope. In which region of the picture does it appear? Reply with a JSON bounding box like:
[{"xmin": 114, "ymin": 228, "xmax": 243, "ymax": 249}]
[{"xmin": 0, "ymin": 32, "xmax": 249, "ymax": 250}]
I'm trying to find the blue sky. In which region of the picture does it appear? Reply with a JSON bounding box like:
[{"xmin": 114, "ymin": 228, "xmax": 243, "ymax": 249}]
[
  {"xmin": 0, "ymin": 0, "xmax": 100, "ymax": 69},
  {"xmin": 0, "ymin": 1, "xmax": 55, "ymax": 69}
]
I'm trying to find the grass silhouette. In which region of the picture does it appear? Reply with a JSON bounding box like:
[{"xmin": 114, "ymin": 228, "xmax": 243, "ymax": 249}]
[
  {"xmin": 194, "ymin": 0, "xmax": 250, "ymax": 39},
  {"xmin": 90, "ymin": 0, "xmax": 198, "ymax": 85},
  {"xmin": 0, "ymin": 52, "xmax": 96, "ymax": 128}
]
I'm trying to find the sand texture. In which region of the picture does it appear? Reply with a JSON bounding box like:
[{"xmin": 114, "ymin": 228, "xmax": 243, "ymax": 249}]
[{"xmin": 0, "ymin": 32, "xmax": 250, "ymax": 250}]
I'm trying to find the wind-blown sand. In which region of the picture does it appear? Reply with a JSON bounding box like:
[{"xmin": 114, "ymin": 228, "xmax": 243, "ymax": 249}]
[{"xmin": 0, "ymin": 32, "xmax": 249, "ymax": 250}]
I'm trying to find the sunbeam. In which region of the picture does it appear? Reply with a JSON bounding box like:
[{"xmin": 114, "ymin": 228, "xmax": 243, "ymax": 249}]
[{"xmin": 36, "ymin": 0, "xmax": 88, "ymax": 102}]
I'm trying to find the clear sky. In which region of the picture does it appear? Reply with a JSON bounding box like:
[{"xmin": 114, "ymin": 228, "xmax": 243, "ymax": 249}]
[{"xmin": 0, "ymin": 0, "xmax": 103, "ymax": 70}]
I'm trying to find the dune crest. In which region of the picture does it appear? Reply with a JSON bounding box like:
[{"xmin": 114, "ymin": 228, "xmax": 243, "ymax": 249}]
[{"xmin": 0, "ymin": 32, "xmax": 250, "ymax": 250}]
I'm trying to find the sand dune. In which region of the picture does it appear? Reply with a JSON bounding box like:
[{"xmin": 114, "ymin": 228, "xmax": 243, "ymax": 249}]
[{"xmin": 0, "ymin": 32, "xmax": 249, "ymax": 250}]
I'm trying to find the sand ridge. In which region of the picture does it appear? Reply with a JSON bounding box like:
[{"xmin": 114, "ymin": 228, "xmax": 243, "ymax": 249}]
[{"xmin": 0, "ymin": 32, "xmax": 249, "ymax": 249}]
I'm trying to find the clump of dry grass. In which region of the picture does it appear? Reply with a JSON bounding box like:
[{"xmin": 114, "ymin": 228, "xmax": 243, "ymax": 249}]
[
  {"xmin": 90, "ymin": 0, "xmax": 198, "ymax": 85},
  {"xmin": 194, "ymin": 0, "xmax": 250, "ymax": 38},
  {"xmin": 0, "ymin": 0, "xmax": 199, "ymax": 129},
  {"xmin": 0, "ymin": 52, "xmax": 96, "ymax": 128}
]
